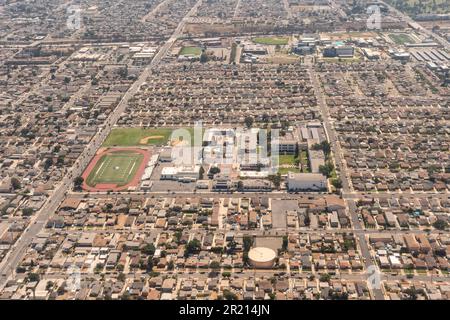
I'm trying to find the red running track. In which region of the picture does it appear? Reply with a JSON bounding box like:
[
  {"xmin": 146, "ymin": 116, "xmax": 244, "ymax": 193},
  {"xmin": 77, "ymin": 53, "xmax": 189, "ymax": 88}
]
[{"xmin": 81, "ymin": 147, "xmax": 151, "ymax": 192}]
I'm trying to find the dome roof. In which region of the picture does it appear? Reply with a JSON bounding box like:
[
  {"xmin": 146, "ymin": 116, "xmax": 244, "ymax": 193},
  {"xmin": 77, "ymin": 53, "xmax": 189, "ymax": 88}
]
[{"xmin": 248, "ymin": 247, "xmax": 276, "ymax": 263}]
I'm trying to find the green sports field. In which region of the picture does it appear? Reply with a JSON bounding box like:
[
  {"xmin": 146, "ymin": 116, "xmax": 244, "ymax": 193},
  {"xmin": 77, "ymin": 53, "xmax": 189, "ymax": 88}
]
[
  {"xmin": 179, "ymin": 46, "xmax": 202, "ymax": 56},
  {"xmin": 388, "ymin": 33, "xmax": 415, "ymax": 45},
  {"xmin": 86, "ymin": 151, "xmax": 144, "ymax": 187},
  {"xmin": 102, "ymin": 127, "xmax": 202, "ymax": 147},
  {"xmin": 252, "ymin": 37, "xmax": 289, "ymax": 45},
  {"xmin": 102, "ymin": 128, "xmax": 174, "ymax": 146}
]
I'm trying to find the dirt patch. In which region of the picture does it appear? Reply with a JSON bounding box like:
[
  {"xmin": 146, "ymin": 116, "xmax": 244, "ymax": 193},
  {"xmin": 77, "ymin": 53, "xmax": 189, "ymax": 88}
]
[
  {"xmin": 170, "ymin": 138, "xmax": 190, "ymax": 147},
  {"xmin": 139, "ymin": 135, "xmax": 165, "ymax": 144}
]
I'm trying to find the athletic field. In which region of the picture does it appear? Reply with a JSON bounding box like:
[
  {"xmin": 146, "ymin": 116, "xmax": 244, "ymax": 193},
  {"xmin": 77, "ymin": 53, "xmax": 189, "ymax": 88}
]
[
  {"xmin": 102, "ymin": 128, "xmax": 174, "ymax": 146},
  {"xmin": 388, "ymin": 33, "xmax": 415, "ymax": 45},
  {"xmin": 102, "ymin": 127, "xmax": 201, "ymax": 147},
  {"xmin": 85, "ymin": 150, "xmax": 144, "ymax": 188},
  {"xmin": 179, "ymin": 46, "xmax": 202, "ymax": 56},
  {"xmin": 252, "ymin": 37, "xmax": 289, "ymax": 45}
]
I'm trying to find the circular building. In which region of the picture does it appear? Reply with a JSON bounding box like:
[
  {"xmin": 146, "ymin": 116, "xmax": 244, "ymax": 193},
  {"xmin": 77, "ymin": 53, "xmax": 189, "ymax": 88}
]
[{"xmin": 248, "ymin": 247, "xmax": 277, "ymax": 268}]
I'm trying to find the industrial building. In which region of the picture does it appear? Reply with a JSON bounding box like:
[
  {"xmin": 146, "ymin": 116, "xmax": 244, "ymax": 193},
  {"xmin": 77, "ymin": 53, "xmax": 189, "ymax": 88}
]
[{"xmin": 323, "ymin": 45, "xmax": 355, "ymax": 58}]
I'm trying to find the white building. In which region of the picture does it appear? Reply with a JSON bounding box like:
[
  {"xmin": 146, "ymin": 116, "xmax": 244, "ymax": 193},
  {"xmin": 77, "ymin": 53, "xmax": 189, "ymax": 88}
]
[
  {"xmin": 160, "ymin": 165, "xmax": 200, "ymax": 182},
  {"xmin": 287, "ymin": 173, "xmax": 327, "ymax": 191},
  {"xmin": 278, "ymin": 132, "xmax": 297, "ymax": 155}
]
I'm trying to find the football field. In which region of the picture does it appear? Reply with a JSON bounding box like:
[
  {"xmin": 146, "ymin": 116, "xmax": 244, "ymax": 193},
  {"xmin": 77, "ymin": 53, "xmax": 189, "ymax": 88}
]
[{"xmin": 86, "ymin": 151, "xmax": 144, "ymax": 187}]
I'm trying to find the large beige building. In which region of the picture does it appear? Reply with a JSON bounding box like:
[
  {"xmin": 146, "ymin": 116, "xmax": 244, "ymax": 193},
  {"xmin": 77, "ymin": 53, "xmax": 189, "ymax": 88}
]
[{"xmin": 248, "ymin": 247, "xmax": 277, "ymax": 268}]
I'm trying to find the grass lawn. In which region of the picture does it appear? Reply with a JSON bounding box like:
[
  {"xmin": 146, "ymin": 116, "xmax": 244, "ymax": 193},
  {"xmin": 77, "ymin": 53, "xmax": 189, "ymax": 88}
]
[
  {"xmin": 252, "ymin": 37, "xmax": 289, "ymax": 46},
  {"xmin": 299, "ymin": 151, "xmax": 310, "ymax": 173},
  {"xmin": 179, "ymin": 46, "xmax": 202, "ymax": 56},
  {"xmin": 279, "ymin": 155, "xmax": 296, "ymax": 165},
  {"xmin": 278, "ymin": 167, "xmax": 300, "ymax": 175},
  {"xmin": 103, "ymin": 127, "xmax": 203, "ymax": 147},
  {"xmin": 403, "ymin": 269, "xmax": 414, "ymax": 274},
  {"xmin": 321, "ymin": 56, "xmax": 361, "ymax": 63},
  {"xmin": 388, "ymin": 33, "xmax": 415, "ymax": 45},
  {"xmin": 103, "ymin": 128, "xmax": 174, "ymax": 146},
  {"xmin": 86, "ymin": 151, "xmax": 143, "ymax": 187},
  {"xmin": 417, "ymin": 269, "xmax": 428, "ymax": 274}
]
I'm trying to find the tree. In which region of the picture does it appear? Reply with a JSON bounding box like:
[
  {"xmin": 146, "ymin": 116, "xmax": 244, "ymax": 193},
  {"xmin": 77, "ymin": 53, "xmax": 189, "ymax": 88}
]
[
  {"xmin": 244, "ymin": 116, "xmax": 254, "ymax": 128},
  {"xmin": 11, "ymin": 177, "xmax": 21, "ymax": 190},
  {"xmin": 282, "ymin": 236, "xmax": 288, "ymax": 252},
  {"xmin": 312, "ymin": 141, "xmax": 331, "ymax": 157},
  {"xmin": 331, "ymin": 178, "xmax": 342, "ymax": 189},
  {"xmin": 243, "ymin": 236, "xmax": 253, "ymax": 252},
  {"xmin": 46, "ymin": 281, "xmax": 54, "ymax": 291},
  {"xmin": 120, "ymin": 292, "xmax": 131, "ymax": 300},
  {"xmin": 173, "ymin": 231, "xmax": 182, "ymax": 244},
  {"xmin": 22, "ymin": 207, "xmax": 34, "ymax": 216},
  {"xmin": 403, "ymin": 288, "xmax": 419, "ymax": 300},
  {"xmin": 74, "ymin": 176, "xmax": 84, "ymax": 189},
  {"xmin": 319, "ymin": 273, "xmax": 331, "ymax": 282},
  {"xmin": 95, "ymin": 263, "xmax": 104, "ymax": 273},
  {"xmin": 433, "ymin": 220, "xmax": 448, "ymax": 231},
  {"xmin": 199, "ymin": 166, "xmax": 205, "ymax": 180},
  {"xmin": 268, "ymin": 173, "xmax": 281, "ymax": 189},
  {"xmin": 223, "ymin": 290, "xmax": 237, "ymax": 300},
  {"xmin": 44, "ymin": 158, "xmax": 53, "ymax": 170},
  {"xmin": 117, "ymin": 273, "xmax": 126, "ymax": 282},
  {"xmin": 28, "ymin": 273, "xmax": 40, "ymax": 282},
  {"xmin": 209, "ymin": 261, "xmax": 221, "ymax": 270},
  {"xmin": 141, "ymin": 243, "xmax": 156, "ymax": 256},
  {"xmin": 146, "ymin": 257, "xmax": 154, "ymax": 272},
  {"xmin": 319, "ymin": 163, "xmax": 334, "ymax": 178},
  {"xmin": 185, "ymin": 239, "xmax": 201, "ymax": 256},
  {"xmin": 209, "ymin": 166, "xmax": 221, "ymax": 176},
  {"xmin": 330, "ymin": 290, "xmax": 349, "ymax": 300},
  {"xmin": 200, "ymin": 51, "xmax": 208, "ymax": 63},
  {"xmin": 118, "ymin": 67, "xmax": 128, "ymax": 79}
]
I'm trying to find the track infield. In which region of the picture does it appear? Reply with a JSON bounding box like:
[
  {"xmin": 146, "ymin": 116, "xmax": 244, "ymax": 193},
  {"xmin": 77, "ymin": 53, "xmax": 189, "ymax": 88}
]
[{"xmin": 82, "ymin": 148, "xmax": 150, "ymax": 191}]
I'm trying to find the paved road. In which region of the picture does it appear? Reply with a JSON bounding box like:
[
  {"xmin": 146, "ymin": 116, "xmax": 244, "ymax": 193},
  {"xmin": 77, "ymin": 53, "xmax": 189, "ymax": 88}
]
[
  {"xmin": 308, "ymin": 63, "xmax": 385, "ymax": 300},
  {"xmin": 307, "ymin": 63, "xmax": 351, "ymax": 193},
  {"xmin": 141, "ymin": 0, "xmax": 173, "ymax": 22},
  {"xmin": 343, "ymin": 192, "xmax": 449, "ymax": 200},
  {"xmin": 67, "ymin": 190, "xmax": 329, "ymax": 199},
  {"xmin": 0, "ymin": 0, "xmax": 203, "ymax": 290}
]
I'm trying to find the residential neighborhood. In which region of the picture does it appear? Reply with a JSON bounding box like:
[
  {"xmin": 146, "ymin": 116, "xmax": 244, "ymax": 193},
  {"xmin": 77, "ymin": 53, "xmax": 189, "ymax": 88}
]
[{"xmin": 0, "ymin": 0, "xmax": 449, "ymax": 304}]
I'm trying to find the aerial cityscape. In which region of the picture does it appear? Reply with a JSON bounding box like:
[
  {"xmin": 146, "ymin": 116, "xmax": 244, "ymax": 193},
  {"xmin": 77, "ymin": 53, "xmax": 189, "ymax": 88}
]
[{"xmin": 0, "ymin": 0, "xmax": 449, "ymax": 303}]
